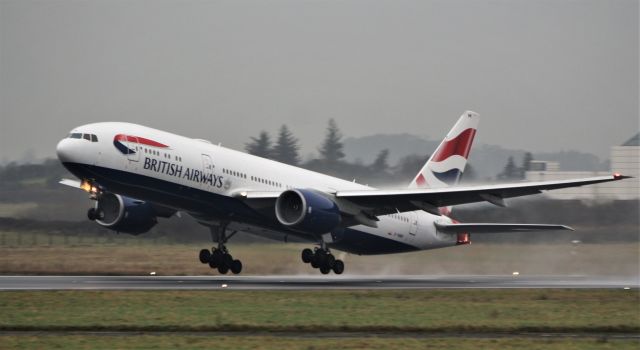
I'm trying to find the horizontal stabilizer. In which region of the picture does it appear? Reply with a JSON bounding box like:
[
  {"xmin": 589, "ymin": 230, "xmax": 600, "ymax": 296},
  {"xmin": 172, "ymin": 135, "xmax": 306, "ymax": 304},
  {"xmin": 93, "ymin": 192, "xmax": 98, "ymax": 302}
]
[{"xmin": 435, "ymin": 222, "xmax": 574, "ymax": 234}]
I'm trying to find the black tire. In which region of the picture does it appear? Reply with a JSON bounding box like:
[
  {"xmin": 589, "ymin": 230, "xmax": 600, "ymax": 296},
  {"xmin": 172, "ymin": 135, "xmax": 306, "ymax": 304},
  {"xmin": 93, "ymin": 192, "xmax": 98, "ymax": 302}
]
[
  {"xmin": 87, "ymin": 208, "xmax": 97, "ymax": 221},
  {"xmin": 209, "ymin": 250, "xmax": 221, "ymax": 268},
  {"xmin": 332, "ymin": 260, "xmax": 344, "ymax": 275},
  {"xmin": 230, "ymin": 260, "xmax": 242, "ymax": 274},
  {"xmin": 199, "ymin": 249, "xmax": 211, "ymax": 264},
  {"xmin": 218, "ymin": 263, "xmax": 229, "ymax": 274},
  {"xmin": 319, "ymin": 266, "xmax": 331, "ymax": 275},
  {"xmin": 310, "ymin": 253, "xmax": 320, "ymax": 268},
  {"xmin": 325, "ymin": 254, "xmax": 336, "ymax": 268},
  {"xmin": 314, "ymin": 251, "xmax": 326, "ymax": 266},
  {"xmin": 301, "ymin": 248, "xmax": 313, "ymax": 263},
  {"xmin": 223, "ymin": 253, "xmax": 233, "ymax": 267}
]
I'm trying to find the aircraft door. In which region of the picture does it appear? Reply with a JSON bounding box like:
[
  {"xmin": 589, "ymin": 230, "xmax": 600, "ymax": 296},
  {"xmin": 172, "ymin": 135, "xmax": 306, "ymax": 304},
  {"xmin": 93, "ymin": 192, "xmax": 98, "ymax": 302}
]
[
  {"xmin": 409, "ymin": 212, "xmax": 418, "ymax": 236},
  {"xmin": 201, "ymin": 154, "xmax": 214, "ymax": 190}
]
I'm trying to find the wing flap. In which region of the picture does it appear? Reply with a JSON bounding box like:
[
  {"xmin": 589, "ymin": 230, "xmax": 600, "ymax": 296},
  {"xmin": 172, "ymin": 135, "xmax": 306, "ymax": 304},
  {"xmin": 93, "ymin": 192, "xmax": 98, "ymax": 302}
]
[{"xmin": 435, "ymin": 222, "xmax": 574, "ymax": 234}]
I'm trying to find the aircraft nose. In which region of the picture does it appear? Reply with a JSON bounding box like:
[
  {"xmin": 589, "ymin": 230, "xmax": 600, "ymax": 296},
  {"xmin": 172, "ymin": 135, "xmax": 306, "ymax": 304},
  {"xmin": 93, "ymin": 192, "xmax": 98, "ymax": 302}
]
[{"xmin": 56, "ymin": 138, "xmax": 76, "ymax": 163}]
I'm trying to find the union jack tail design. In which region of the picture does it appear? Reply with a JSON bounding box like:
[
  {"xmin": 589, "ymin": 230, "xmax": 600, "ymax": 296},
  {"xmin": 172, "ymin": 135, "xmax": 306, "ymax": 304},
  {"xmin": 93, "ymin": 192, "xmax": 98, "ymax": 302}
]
[{"xmin": 409, "ymin": 111, "xmax": 479, "ymax": 190}]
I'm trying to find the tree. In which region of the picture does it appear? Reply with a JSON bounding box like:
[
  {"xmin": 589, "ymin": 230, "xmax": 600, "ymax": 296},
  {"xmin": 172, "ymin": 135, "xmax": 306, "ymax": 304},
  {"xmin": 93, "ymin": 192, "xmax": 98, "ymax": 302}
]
[
  {"xmin": 245, "ymin": 131, "xmax": 273, "ymax": 159},
  {"xmin": 370, "ymin": 149, "xmax": 390, "ymax": 173},
  {"xmin": 272, "ymin": 125, "xmax": 300, "ymax": 165},
  {"xmin": 498, "ymin": 156, "xmax": 519, "ymax": 180},
  {"xmin": 318, "ymin": 119, "xmax": 345, "ymax": 164}
]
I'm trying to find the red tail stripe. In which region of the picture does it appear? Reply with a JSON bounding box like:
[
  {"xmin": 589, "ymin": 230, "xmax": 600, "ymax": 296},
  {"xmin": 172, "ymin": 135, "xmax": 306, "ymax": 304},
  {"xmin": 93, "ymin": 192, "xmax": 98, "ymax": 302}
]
[
  {"xmin": 114, "ymin": 134, "xmax": 169, "ymax": 148},
  {"xmin": 431, "ymin": 128, "xmax": 476, "ymax": 162}
]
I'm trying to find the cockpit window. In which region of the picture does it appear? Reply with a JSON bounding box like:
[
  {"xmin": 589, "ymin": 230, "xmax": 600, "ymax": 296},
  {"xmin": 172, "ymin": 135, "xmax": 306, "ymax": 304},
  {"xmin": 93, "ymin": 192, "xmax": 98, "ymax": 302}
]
[{"xmin": 68, "ymin": 133, "xmax": 98, "ymax": 142}]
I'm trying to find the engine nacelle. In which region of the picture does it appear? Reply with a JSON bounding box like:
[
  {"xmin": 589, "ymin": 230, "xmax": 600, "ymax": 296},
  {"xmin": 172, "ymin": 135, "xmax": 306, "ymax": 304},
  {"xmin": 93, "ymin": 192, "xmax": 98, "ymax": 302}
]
[
  {"xmin": 95, "ymin": 193, "xmax": 157, "ymax": 235},
  {"xmin": 275, "ymin": 189, "xmax": 341, "ymax": 235}
]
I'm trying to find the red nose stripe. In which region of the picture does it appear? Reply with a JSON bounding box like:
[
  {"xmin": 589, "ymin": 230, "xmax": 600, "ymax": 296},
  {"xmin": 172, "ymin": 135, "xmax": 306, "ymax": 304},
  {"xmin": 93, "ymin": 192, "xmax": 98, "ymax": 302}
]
[{"xmin": 114, "ymin": 134, "xmax": 169, "ymax": 148}]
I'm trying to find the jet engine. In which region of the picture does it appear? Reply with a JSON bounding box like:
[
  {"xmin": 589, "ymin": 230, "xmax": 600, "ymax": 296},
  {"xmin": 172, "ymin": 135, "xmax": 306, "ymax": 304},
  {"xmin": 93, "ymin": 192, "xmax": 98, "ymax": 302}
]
[
  {"xmin": 91, "ymin": 192, "xmax": 158, "ymax": 235},
  {"xmin": 275, "ymin": 189, "xmax": 341, "ymax": 234}
]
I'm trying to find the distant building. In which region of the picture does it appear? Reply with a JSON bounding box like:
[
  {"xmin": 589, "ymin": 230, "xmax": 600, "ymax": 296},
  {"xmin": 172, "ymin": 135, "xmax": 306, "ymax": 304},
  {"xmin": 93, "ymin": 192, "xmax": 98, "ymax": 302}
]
[
  {"xmin": 525, "ymin": 133, "xmax": 639, "ymax": 200},
  {"xmin": 528, "ymin": 160, "xmax": 560, "ymax": 172}
]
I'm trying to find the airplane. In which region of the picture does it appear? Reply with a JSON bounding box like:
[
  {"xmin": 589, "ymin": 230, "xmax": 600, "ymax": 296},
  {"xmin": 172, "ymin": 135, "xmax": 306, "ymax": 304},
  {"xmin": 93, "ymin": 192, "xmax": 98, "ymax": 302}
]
[{"xmin": 56, "ymin": 111, "xmax": 629, "ymax": 275}]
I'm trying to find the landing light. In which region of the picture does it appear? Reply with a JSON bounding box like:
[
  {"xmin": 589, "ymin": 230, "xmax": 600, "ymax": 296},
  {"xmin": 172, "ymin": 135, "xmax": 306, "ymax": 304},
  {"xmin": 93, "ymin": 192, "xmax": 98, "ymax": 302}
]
[{"xmin": 80, "ymin": 180, "xmax": 92, "ymax": 193}]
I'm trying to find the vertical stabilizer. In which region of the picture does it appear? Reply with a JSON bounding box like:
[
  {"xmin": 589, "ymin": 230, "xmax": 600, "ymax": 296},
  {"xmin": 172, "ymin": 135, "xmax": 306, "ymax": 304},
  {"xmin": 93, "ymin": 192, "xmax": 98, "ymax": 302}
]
[{"xmin": 409, "ymin": 111, "xmax": 479, "ymax": 190}]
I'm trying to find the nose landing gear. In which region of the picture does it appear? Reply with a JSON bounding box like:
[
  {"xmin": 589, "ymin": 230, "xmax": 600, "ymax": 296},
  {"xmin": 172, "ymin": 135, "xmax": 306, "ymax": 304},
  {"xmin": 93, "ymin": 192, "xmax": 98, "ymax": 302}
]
[
  {"xmin": 301, "ymin": 245, "xmax": 344, "ymax": 275},
  {"xmin": 198, "ymin": 223, "xmax": 243, "ymax": 275}
]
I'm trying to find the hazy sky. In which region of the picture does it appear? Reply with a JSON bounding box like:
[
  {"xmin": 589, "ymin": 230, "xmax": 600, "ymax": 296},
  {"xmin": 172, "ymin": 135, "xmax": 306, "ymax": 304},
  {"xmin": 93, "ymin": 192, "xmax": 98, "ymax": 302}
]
[{"xmin": 1, "ymin": 0, "xmax": 638, "ymax": 163}]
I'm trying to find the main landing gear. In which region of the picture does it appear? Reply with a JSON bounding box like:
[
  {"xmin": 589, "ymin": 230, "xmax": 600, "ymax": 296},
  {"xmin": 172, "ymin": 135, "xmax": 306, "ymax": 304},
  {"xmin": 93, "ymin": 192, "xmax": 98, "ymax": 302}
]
[
  {"xmin": 301, "ymin": 244, "xmax": 344, "ymax": 275},
  {"xmin": 198, "ymin": 223, "xmax": 242, "ymax": 275}
]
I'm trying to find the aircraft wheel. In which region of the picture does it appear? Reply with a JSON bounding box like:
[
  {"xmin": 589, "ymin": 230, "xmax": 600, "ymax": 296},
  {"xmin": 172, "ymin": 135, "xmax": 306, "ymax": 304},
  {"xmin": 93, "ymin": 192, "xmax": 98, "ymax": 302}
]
[
  {"xmin": 325, "ymin": 254, "xmax": 336, "ymax": 268},
  {"xmin": 230, "ymin": 259, "xmax": 243, "ymax": 274},
  {"xmin": 332, "ymin": 260, "xmax": 344, "ymax": 275},
  {"xmin": 301, "ymin": 248, "xmax": 313, "ymax": 263},
  {"xmin": 319, "ymin": 266, "xmax": 331, "ymax": 275},
  {"xmin": 223, "ymin": 253, "xmax": 234, "ymax": 267},
  {"xmin": 218, "ymin": 263, "xmax": 229, "ymax": 274},
  {"xmin": 314, "ymin": 250, "xmax": 326, "ymax": 265},
  {"xmin": 209, "ymin": 250, "xmax": 222, "ymax": 268},
  {"xmin": 199, "ymin": 249, "xmax": 211, "ymax": 264},
  {"xmin": 87, "ymin": 208, "xmax": 97, "ymax": 221}
]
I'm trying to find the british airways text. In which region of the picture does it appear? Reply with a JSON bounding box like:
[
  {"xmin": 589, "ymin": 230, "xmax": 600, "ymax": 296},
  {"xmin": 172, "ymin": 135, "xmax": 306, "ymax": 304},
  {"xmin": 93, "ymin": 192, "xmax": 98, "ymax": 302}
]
[{"xmin": 143, "ymin": 157, "xmax": 223, "ymax": 188}]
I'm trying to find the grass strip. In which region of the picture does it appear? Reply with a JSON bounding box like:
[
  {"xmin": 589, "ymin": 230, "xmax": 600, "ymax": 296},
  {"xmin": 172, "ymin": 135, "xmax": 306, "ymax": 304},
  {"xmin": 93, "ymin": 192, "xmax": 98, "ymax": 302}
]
[
  {"xmin": 1, "ymin": 289, "xmax": 638, "ymax": 334},
  {"xmin": 2, "ymin": 335, "xmax": 638, "ymax": 350}
]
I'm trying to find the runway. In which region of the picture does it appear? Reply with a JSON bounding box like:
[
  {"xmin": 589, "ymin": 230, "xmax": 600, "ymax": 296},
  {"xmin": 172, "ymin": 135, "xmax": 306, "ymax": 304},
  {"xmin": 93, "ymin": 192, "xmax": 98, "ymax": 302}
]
[{"xmin": 0, "ymin": 275, "xmax": 637, "ymax": 290}]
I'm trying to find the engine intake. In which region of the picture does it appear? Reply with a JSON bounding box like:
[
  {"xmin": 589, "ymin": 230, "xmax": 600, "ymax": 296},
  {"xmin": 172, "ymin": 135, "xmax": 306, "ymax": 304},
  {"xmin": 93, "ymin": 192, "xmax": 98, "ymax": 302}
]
[
  {"xmin": 95, "ymin": 193, "xmax": 157, "ymax": 235},
  {"xmin": 275, "ymin": 189, "xmax": 341, "ymax": 234}
]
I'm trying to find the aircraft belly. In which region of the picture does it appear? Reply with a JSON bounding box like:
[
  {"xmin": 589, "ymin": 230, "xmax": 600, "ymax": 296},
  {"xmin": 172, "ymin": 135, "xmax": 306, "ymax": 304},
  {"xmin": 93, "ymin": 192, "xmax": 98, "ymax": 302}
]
[{"xmin": 61, "ymin": 162, "xmax": 448, "ymax": 256}]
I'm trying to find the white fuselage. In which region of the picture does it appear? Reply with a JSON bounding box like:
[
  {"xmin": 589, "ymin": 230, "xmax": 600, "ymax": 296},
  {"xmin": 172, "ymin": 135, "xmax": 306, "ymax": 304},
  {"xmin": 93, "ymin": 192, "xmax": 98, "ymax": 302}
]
[{"xmin": 57, "ymin": 122, "xmax": 460, "ymax": 255}]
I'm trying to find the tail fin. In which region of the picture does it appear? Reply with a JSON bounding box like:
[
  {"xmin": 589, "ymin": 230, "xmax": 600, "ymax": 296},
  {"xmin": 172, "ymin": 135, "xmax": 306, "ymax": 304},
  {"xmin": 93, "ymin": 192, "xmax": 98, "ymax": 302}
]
[{"xmin": 409, "ymin": 110, "xmax": 479, "ymax": 189}]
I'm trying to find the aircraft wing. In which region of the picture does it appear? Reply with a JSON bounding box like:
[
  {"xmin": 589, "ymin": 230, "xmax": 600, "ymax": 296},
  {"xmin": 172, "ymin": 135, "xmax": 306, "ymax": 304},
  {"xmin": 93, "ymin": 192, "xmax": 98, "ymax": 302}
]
[
  {"xmin": 335, "ymin": 174, "xmax": 629, "ymax": 216},
  {"xmin": 434, "ymin": 222, "xmax": 573, "ymax": 233}
]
